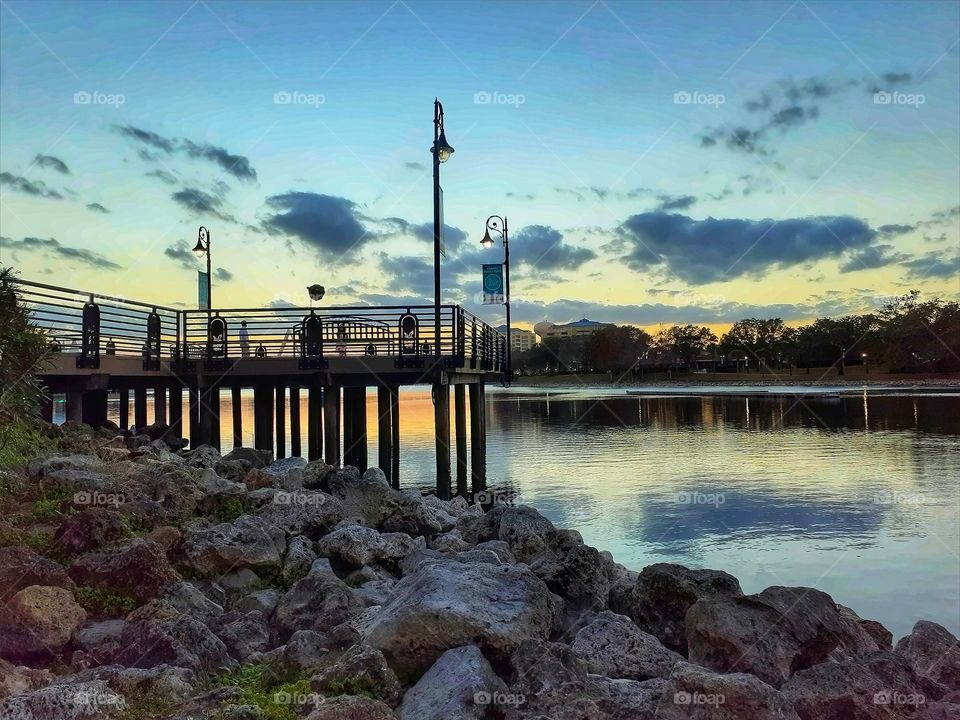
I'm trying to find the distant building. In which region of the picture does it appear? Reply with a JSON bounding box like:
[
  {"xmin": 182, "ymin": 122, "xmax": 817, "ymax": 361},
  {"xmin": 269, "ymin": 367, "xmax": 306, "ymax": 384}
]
[
  {"xmin": 496, "ymin": 325, "xmax": 536, "ymax": 353},
  {"xmin": 534, "ymin": 318, "xmax": 610, "ymax": 343}
]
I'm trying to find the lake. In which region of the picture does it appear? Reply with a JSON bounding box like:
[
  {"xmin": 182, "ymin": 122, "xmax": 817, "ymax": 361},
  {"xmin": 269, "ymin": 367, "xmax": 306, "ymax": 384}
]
[{"xmin": 68, "ymin": 384, "xmax": 960, "ymax": 639}]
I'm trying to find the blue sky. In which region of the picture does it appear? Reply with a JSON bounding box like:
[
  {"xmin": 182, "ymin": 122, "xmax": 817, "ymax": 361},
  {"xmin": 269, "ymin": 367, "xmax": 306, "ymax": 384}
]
[{"xmin": 1, "ymin": 0, "xmax": 957, "ymax": 330}]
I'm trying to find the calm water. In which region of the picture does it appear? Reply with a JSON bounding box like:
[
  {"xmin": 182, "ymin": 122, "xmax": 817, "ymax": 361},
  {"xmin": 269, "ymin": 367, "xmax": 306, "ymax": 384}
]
[{"xmin": 58, "ymin": 385, "xmax": 960, "ymax": 639}]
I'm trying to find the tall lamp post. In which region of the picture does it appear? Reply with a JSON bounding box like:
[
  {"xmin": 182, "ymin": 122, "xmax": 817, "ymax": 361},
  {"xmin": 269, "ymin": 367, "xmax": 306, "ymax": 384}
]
[
  {"xmin": 192, "ymin": 226, "xmax": 212, "ymax": 310},
  {"xmin": 432, "ymin": 99, "xmax": 454, "ymax": 361},
  {"xmin": 481, "ymin": 215, "xmax": 511, "ymax": 379}
]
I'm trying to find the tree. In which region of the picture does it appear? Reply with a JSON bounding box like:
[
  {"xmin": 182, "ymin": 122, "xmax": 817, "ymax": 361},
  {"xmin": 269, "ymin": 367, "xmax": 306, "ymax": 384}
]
[
  {"xmin": 585, "ymin": 325, "xmax": 653, "ymax": 372},
  {"xmin": 656, "ymin": 324, "xmax": 717, "ymax": 368},
  {"xmin": 719, "ymin": 318, "xmax": 785, "ymax": 370}
]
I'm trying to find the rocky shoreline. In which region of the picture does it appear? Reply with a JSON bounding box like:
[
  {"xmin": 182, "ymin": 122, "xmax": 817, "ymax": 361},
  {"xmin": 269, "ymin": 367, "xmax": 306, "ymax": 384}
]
[{"xmin": 0, "ymin": 421, "xmax": 957, "ymax": 719}]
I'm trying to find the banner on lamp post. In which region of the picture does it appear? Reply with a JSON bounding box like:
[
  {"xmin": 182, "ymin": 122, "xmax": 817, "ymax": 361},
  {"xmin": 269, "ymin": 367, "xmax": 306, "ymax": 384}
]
[
  {"xmin": 198, "ymin": 271, "xmax": 209, "ymax": 310},
  {"xmin": 482, "ymin": 263, "xmax": 504, "ymax": 305}
]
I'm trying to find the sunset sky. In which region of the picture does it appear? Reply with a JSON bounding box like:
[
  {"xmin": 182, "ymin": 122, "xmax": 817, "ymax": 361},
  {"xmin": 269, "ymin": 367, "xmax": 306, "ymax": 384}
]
[{"xmin": 1, "ymin": 0, "xmax": 957, "ymax": 333}]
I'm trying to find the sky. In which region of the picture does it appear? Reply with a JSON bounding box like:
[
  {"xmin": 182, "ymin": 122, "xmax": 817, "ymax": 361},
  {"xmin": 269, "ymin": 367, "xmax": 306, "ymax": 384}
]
[{"xmin": 1, "ymin": 0, "xmax": 958, "ymax": 333}]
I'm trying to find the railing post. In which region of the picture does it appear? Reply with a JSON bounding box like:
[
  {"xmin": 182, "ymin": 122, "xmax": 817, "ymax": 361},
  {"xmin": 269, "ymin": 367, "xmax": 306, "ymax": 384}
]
[{"xmin": 78, "ymin": 297, "xmax": 100, "ymax": 369}]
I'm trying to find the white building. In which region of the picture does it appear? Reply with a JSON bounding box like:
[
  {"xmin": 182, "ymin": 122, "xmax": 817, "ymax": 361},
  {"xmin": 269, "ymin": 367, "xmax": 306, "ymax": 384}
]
[
  {"xmin": 533, "ymin": 318, "xmax": 610, "ymax": 342},
  {"xmin": 496, "ymin": 325, "xmax": 536, "ymax": 353}
]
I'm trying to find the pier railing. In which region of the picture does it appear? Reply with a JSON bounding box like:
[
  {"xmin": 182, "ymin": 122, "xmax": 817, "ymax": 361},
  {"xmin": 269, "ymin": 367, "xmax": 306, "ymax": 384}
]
[{"xmin": 14, "ymin": 279, "xmax": 506, "ymax": 373}]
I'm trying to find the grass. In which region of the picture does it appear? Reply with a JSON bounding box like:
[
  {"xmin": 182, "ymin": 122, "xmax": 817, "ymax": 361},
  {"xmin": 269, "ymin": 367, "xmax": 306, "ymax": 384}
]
[
  {"xmin": 0, "ymin": 418, "xmax": 54, "ymax": 469},
  {"xmin": 72, "ymin": 585, "xmax": 139, "ymax": 617},
  {"xmin": 208, "ymin": 664, "xmax": 313, "ymax": 720},
  {"xmin": 209, "ymin": 496, "xmax": 253, "ymax": 523}
]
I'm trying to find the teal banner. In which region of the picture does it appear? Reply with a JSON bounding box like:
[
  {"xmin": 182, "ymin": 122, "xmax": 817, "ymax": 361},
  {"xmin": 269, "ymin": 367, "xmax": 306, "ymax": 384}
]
[{"xmin": 482, "ymin": 263, "xmax": 504, "ymax": 304}]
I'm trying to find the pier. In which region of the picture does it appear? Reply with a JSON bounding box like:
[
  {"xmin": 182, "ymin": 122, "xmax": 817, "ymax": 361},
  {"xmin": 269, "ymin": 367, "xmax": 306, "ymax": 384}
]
[{"xmin": 17, "ymin": 279, "xmax": 506, "ymax": 499}]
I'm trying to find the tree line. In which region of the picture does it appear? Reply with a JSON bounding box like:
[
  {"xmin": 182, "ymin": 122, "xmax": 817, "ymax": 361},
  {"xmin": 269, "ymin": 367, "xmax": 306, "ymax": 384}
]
[{"xmin": 514, "ymin": 291, "xmax": 959, "ymax": 375}]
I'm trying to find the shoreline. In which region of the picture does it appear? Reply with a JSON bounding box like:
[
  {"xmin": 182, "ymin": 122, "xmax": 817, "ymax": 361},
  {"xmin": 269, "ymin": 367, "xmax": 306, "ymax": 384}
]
[{"xmin": 1, "ymin": 422, "xmax": 958, "ymax": 719}]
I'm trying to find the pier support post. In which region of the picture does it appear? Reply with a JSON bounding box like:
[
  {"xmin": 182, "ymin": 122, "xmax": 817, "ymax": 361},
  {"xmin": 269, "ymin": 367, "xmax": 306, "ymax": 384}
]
[
  {"xmin": 343, "ymin": 387, "xmax": 367, "ymax": 472},
  {"xmin": 119, "ymin": 389, "xmax": 129, "ymax": 430},
  {"xmin": 82, "ymin": 390, "xmax": 108, "ymax": 428},
  {"xmin": 198, "ymin": 382, "xmax": 220, "ymax": 451},
  {"xmin": 189, "ymin": 387, "xmax": 201, "ymax": 448},
  {"xmin": 253, "ymin": 384, "xmax": 273, "ymax": 453},
  {"xmin": 390, "ymin": 387, "xmax": 400, "ymax": 488},
  {"xmin": 308, "ymin": 379, "xmax": 324, "ymax": 462},
  {"xmin": 168, "ymin": 386, "xmax": 183, "ymax": 440},
  {"xmin": 66, "ymin": 392, "xmax": 83, "ymax": 424},
  {"xmin": 469, "ymin": 381, "xmax": 486, "ymax": 494},
  {"xmin": 134, "ymin": 387, "xmax": 148, "ymax": 429},
  {"xmin": 454, "ymin": 384, "xmax": 468, "ymax": 496},
  {"xmin": 154, "ymin": 386, "xmax": 166, "ymax": 425},
  {"xmin": 231, "ymin": 386, "xmax": 243, "ymax": 448},
  {"xmin": 275, "ymin": 384, "xmax": 286, "ymax": 459},
  {"xmin": 377, "ymin": 386, "xmax": 393, "ymax": 485},
  {"xmin": 434, "ymin": 381, "xmax": 451, "ymax": 500},
  {"xmin": 290, "ymin": 386, "xmax": 302, "ymax": 458},
  {"xmin": 324, "ymin": 386, "xmax": 340, "ymax": 466}
]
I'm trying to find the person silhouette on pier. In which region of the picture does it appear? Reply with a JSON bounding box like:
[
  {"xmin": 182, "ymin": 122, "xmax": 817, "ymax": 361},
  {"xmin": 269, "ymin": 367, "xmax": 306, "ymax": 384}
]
[{"xmin": 239, "ymin": 321, "xmax": 250, "ymax": 357}]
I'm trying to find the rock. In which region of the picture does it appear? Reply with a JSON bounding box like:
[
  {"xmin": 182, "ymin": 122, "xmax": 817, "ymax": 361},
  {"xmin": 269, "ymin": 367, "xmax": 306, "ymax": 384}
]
[
  {"xmin": 528, "ymin": 528, "xmax": 610, "ymax": 608},
  {"xmin": 909, "ymin": 697, "xmax": 960, "ymax": 719},
  {"xmin": 70, "ymin": 663, "xmax": 196, "ymax": 703},
  {"xmin": 280, "ymin": 626, "xmax": 360, "ymax": 675},
  {"xmin": 255, "ymin": 491, "xmax": 344, "ymax": 538},
  {"xmin": 215, "ymin": 611, "xmax": 272, "ymax": 661},
  {"xmin": 571, "ymin": 611, "xmax": 684, "ymax": 681},
  {"xmin": 181, "ymin": 514, "xmax": 287, "ymax": 576},
  {"xmin": 54, "ymin": 508, "xmax": 128, "ymax": 554},
  {"xmin": 144, "ymin": 525, "xmax": 182, "ymax": 552},
  {"xmin": 69, "ymin": 540, "xmax": 180, "ymax": 602},
  {"xmin": 74, "ymin": 619, "xmax": 125, "ymax": 650},
  {"xmin": 302, "ymin": 461, "xmax": 336, "ymax": 490},
  {"xmin": 243, "ymin": 468, "xmax": 273, "ymax": 491},
  {"xmin": 474, "ymin": 540, "xmax": 515, "ymax": 564},
  {"xmin": 195, "ymin": 468, "xmax": 247, "ymax": 514},
  {"xmin": 0, "ymin": 546, "xmax": 74, "ymax": 594},
  {"xmin": 234, "ymin": 589, "xmax": 282, "ymax": 617},
  {"xmin": 781, "ymin": 652, "xmax": 943, "ymax": 720},
  {"xmin": 398, "ymin": 645, "xmax": 507, "ymax": 720},
  {"xmin": 163, "ymin": 581, "xmax": 224, "ymax": 618},
  {"xmin": 311, "ymin": 643, "xmax": 402, "ymax": 706},
  {"xmin": 896, "ymin": 621, "xmax": 960, "ymax": 691},
  {"xmin": 0, "ymin": 658, "xmax": 52, "ymax": 699},
  {"xmin": 283, "ymin": 535, "xmax": 318, "ymax": 584},
  {"xmin": 840, "ymin": 604, "xmax": 893, "ymax": 652},
  {"xmin": 328, "ymin": 470, "xmax": 440, "ymax": 537},
  {"xmin": 304, "ymin": 695, "xmax": 396, "ymax": 720},
  {"xmin": 0, "ymin": 585, "xmax": 87, "ymax": 660},
  {"xmin": 183, "ymin": 444, "xmax": 222, "ymax": 468},
  {"xmin": 654, "ymin": 663, "xmax": 800, "ymax": 720},
  {"xmin": 272, "ymin": 559, "xmax": 363, "ymax": 641},
  {"xmin": 686, "ymin": 585, "xmax": 884, "ymax": 687},
  {"xmin": 504, "ymin": 638, "xmax": 594, "ymax": 718},
  {"xmin": 353, "ymin": 579, "xmax": 395, "ymax": 607},
  {"xmin": 318, "ymin": 525, "xmax": 418, "ymax": 570},
  {"xmin": 364, "ymin": 557, "xmax": 554, "ymax": 679},
  {"xmin": 607, "ymin": 564, "xmax": 638, "ymax": 617},
  {"xmin": 222, "ymin": 446, "xmax": 273, "ymax": 469},
  {"xmin": 430, "ymin": 529, "xmax": 471, "ymax": 553},
  {"xmin": 263, "ymin": 456, "xmax": 307, "ymax": 477},
  {"xmin": 629, "ymin": 563, "xmax": 743, "ymax": 655},
  {"xmin": 586, "ymin": 675, "xmax": 666, "ymax": 720},
  {"xmin": 217, "ymin": 459, "xmax": 252, "ymax": 482},
  {"xmin": 0, "ymin": 678, "xmax": 125, "ymax": 720}
]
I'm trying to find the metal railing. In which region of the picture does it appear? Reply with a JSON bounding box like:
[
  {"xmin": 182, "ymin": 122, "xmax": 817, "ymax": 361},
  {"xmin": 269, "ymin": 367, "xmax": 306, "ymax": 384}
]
[{"xmin": 13, "ymin": 279, "xmax": 507, "ymax": 373}]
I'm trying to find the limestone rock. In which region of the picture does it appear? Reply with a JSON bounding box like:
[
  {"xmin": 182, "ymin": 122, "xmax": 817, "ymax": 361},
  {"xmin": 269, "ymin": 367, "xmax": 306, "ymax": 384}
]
[
  {"xmin": 0, "ymin": 546, "xmax": 74, "ymax": 594},
  {"xmin": 570, "ymin": 611, "xmax": 684, "ymax": 681},
  {"xmin": 69, "ymin": 540, "xmax": 180, "ymax": 602},
  {"xmin": 311, "ymin": 643, "xmax": 402, "ymax": 707},
  {"xmin": 0, "ymin": 585, "xmax": 87, "ymax": 661},
  {"xmin": 398, "ymin": 645, "xmax": 507, "ymax": 720},
  {"xmin": 896, "ymin": 621, "xmax": 960, "ymax": 691},
  {"xmin": 272, "ymin": 559, "xmax": 363, "ymax": 641},
  {"xmin": 181, "ymin": 514, "xmax": 287, "ymax": 576}
]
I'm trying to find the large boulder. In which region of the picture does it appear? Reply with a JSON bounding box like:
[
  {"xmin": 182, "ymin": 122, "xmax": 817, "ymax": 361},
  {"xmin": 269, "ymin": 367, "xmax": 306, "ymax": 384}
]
[
  {"xmin": 311, "ymin": 643, "xmax": 402, "ymax": 707},
  {"xmin": 0, "ymin": 678, "xmax": 125, "ymax": 720},
  {"xmin": 629, "ymin": 563, "xmax": 742, "ymax": 654},
  {"xmin": 54, "ymin": 508, "xmax": 128, "ymax": 554},
  {"xmin": 895, "ymin": 621, "xmax": 960, "ymax": 691},
  {"xmin": 221, "ymin": 446, "xmax": 273, "ymax": 469},
  {"xmin": 502, "ymin": 638, "xmax": 596, "ymax": 719},
  {"xmin": 781, "ymin": 652, "xmax": 945, "ymax": 720},
  {"xmin": 328, "ymin": 470, "xmax": 441, "ymax": 537},
  {"xmin": 570, "ymin": 611, "xmax": 684, "ymax": 681},
  {"xmin": 0, "ymin": 585, "xmax": 87, "ymax": 661},
  {"xmin": 182, "ymin": 444, "xmax": 222, "ymax": 469},
  {"xmin": 0, "ymin": 546, "xmax": 74, "ymax": 594},
  {"xmin": 654, "ymin": 663, "xmax": 800, "ymax": 720},
  {"xmin": 398, "ymin": 645, "xmax": 507, "ymax": 720},
  {"xmin": 181, "ymin": 514, "xmax": 287, "ymax": 576},
  {"xmin": 318, "ymin": 525, "xmax": 418, "ymax": 570},
  {"xmin": 305, "ymin": 695, "xmax": 396, "ymax": 720},
  {"xmin": 686, "ymin": 585, "xmax": 884, "ymax": 687},
  {"xmin": 364, "ymin": 557, "xmax": 555, "ymax": 679},
  {"xmin": 213, "ymin": 611, "xmax": 272, "ymax": 661},
  {"xmin": 254, "ymin": 491, "xmax": 344, "ymax": 538},
  {"xmin": 272, "ymin": 559, "xmax": 364, "ymax": 641},
  {"xmin": 69, "ymin": 540, "xmax": 180, "ymax": 602}
]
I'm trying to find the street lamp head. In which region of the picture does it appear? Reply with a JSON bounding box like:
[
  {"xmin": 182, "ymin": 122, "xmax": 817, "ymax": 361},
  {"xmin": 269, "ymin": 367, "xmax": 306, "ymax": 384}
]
[
  {"xmin": 192, "ymin": 239, "xmax": 206, "ymax": 258},
  {"xmin": 193, "ymin": 226, "xmax": 209, "ymax": 257},
  {"xmin": 307, "ymin": 284, "xmax": 325, "ymax": 302},
  {"xmin": 435, "ymin": 128, "xmax": 454, "ymax": 162},
  {"xmin": 480, "ymin": 228, "xmax": 495, "ymax": 248}
]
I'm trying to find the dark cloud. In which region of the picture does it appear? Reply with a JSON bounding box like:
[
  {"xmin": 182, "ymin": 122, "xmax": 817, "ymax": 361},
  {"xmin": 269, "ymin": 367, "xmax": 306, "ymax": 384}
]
[
  {"xmin": 164, "ymin": 240, "xmax": 198, "ymax": 271},
  {"xmin": 0, "ymin": 172, "xmax": 64, "ymax": 199},
  {"xmin": 262, "ymin": 192, "xmax": 369, "ymax": 255},
  {"xmin": 382, "ymin": 217, "xmax": 468, "ymax": 253},
  {"xmin": 498, "ymin": 224, "xmax": 597, "ymax": 272},
  {"xmin": 33, "ymin": 154, "xmax": 70, "ymax": 174},
  {"xmin": 839, "ymin": 244, "xmax": 909, "ymax": 273},
  {"xmin": 403, "ymin": 161, "xmax": 426, "ymax": 171},
  {"xmin": 86, "ymin": 202, "xmax": 110, "ymax": 214},
  {"xmin": 554, "ymin": 186, "xmax": 651, "ymax": 203},
  {"xmin": 171, "ymin": 187, "xmax": 237, "ymax": 223},
  {"xmin": 114, "ymin": 125, "xmax": 257, "ymax": 182},
  {"xmin": 378, "ymin": 253, "xmax": 435, "ymax": 298},
  {"xmin": 145, "ymin": 169, "xmax": 178, "ymax": 185},
  {"xmin": 901, "ymin": 251, "xmax": 960, "ymax": 279},
  {"xmin": 877, "ymin": 224, "xmax": 915, "ymax": 236},
  {"xmin": 655, "ymin": 194, "xmax": 697, "ymax": 211},
  {"xmin": 214, "ymin": 267, "xmax": 233, "ymax": 281},
  {"xmin": 4, "ymin": 236, "xmax": 121, "ymax": 270},
  {"xmin": 618, "ymin": 211, "xmax": 877, "ymax": 284}
]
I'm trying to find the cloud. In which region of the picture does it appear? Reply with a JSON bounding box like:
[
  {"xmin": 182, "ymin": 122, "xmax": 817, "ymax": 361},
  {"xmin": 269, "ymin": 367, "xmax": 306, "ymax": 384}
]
[
  {"xmin": 163, "ymin": 240, "xmax": 199, "ymax": 271},
  {"xmin": 655, "ymin": 194, "xmax": 697, "ymax": 211},
  {"xmin": 86, "ymin": 202, "xmax": 110, "ymax": 214},
  {"xmin": 262, "ymin": 192, "xmax": 369, "ymax": 255},
  {"xmin": 403, "ymin": 161, "xmax": 426, "ymax": 171},
  {"xmin": 377, "ymin": 253, "xmax": 435, "ymax": 298},
  {"xmin": 901, "ymin": 250, "xmax": 960, "ymax": 279},
  {"xmin": 171, "ymin": 187, "xmax": 237, "ymax": 223},
  {"xmin": 509, "ymin": 224, "xmax": 597, "ymax": 271},
  {"xmin": 33, "ymin": 154, "xmax": 70, "ymax": 174},
  {"xmin": 0, "ymin": 172, "xmax": 64, "ymax": 199},
  {"xmin": 381, "ymin": 217, "xmax": 468, "ymax": 253},
  {"xmin": 114, "ymin": 125, "xmax": 257, "ymax": 182},
  {"xmin": 839, "ymin": 244, "xmax": 909, "ymax": 272},
  {"xmin": 617, "ymin": 211, "xmax": 878, "ymax": 284},
  {"xmin": 214, "ymin": 267, "xmax": 233, "ymax": 281},
  {"xmin": 4, "ymin": 236, "xmax": 122, "ymax": 270},
  {"xmin": 145, "ymin": 169, "xmax": 179, "ymax": 185}
]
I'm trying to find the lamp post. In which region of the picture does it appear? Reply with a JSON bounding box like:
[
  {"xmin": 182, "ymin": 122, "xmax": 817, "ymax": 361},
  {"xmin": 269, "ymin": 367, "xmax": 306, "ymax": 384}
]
[
  {"xmin": 192, "ymin": 226, "xmax": 212, "ymax": 310},
  {"xmin": 481, "ymin": 215, "xmax": 511, "ymax": 379},
  {"xmin": 862, "ymin": 352, "xmax": 869, "ymax": 374},
  {"xmin": 432, "ymin": 99, "xmax": 454, "ymax": 361}
]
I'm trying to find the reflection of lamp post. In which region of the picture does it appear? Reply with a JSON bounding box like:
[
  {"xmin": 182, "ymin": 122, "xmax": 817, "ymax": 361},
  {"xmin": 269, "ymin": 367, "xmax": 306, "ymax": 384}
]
[
  {"xmin": 839, "ymin": 345, "xmax": 846, "ymax": 376},
  {"xmin": 480, "ymin": 215, "xmax": 511, "ymax": 379},
  {"xmin": 192, "ymin": 226, "xmax": 212, "ymax": 309},
  {"xmin": 862, "ymin": 352, "xmax": 869, "ymax": 374},
  {"xmin": 432, "ymin": 98, "xmax": 454, "ymax": 361}
]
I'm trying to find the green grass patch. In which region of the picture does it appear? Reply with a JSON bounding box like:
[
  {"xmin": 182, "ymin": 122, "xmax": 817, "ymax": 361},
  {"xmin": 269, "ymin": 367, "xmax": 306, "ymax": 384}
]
[
  {"xmin": 0, "ymin": 418, "xmax": 54, "ymax": 469},
  {"xmin": 208, "ymin": 664, "xmax": 313, "ymax": 720},
  {"xmin": 72, "ymin": 585, "xmax": 139, "ymax": 617},
  {"xmin": 209, "ymin": 496, "xmax": 253, "ymax": 523}
]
